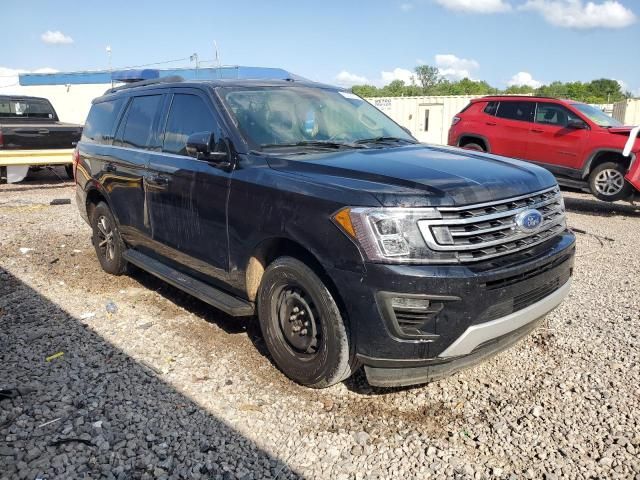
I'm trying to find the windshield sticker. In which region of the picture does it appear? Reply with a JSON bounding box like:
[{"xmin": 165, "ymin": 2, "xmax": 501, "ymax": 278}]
[{"xmin": 339, "ymin": 91, "xmax": 361, "ymax": 100}]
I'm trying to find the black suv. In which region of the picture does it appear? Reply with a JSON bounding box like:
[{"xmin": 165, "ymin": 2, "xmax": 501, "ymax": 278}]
[{"xmin": 75, "ymin": 77, "xmax": 575, "ymax": 388}]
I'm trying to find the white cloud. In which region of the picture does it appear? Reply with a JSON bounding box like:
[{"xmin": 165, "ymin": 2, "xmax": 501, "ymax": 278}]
[
  {"xmin": 435, "ymin": 54, "xmax": 480, "ymax": 80},
  {"xmin": 380, "ymin": 68, "xmax": 416, "ymax": 85},
  {"xmin": 435, "ymin": 0, "xmax": 512, "ymax": 13},
  {"xmin": 522, "ymin": 0, "xmax": 636, "ymax": 29},
  {"xmin": 508, "ymin": 71, "xmax": 543, "ymax": 88},
  {"xmin": 41, "ymin": 30, "xmax": 74, "ymax": 45},
  {"xmin": 335, "ymin": 70, "xmax": 369, "ymax": 87},
  {"xmin": 400, "ymin": 3, "xmax": 414, "ymax": 11}
]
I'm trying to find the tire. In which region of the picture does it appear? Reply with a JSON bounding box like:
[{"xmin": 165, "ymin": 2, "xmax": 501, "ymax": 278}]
[
  {"xmin": 90, "ymin": 202, "xmax": 128, "ymax": 275},
  {"xmin": 64, "ymin": 164, "xmax": 74, "ymax": 180},
  {"xmin": 257, "ymin": 257, "xmax": 355, "ymax": 388},
  {"xmin": 461, "ymin": 142, "xmax": 486, "ymax": 152},
  {"xmin": 589, "ymin": 162, "xmax": 632, "ymax": 202}
]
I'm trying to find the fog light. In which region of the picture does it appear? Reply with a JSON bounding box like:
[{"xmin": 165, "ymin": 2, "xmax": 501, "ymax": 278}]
[{"xmin": 391, "ymin": 297, "xmax": 431, "ymax": 311}]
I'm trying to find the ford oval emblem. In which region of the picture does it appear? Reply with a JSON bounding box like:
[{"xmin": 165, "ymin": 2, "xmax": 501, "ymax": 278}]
[{"xmin": 515, "ymin": 209, "xmax": 543, "ymax": 233}]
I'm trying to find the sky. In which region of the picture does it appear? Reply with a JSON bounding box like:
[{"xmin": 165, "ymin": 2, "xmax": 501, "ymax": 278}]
[{"xmin": 1, "ymin": 0, "xmax": 639, "ymax": 95}]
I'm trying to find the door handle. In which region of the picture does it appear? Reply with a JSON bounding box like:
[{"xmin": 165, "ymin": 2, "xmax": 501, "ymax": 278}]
[
  {"xmin": 104, "ymin": 163, "xmax": 116, "ymax": 173},
  {"xmin": 486, "ymin": 121, "xmax": 497, "ymax": 126},
  {"xmin": 38, "ymin": 129, "xmax": 50, "ymax": 135},
  {"xmin": 531, "ymin": 128, "xmax": 544, "ymax": 133}
]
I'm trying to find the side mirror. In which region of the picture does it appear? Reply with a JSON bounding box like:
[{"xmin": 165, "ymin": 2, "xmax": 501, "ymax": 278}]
[
  {"xmin": 186, "ymin": 131, "xmax": 229, "ymax": 164},
  {"xmin": 567, "ymin": 118, "xmax": 588, "ymax": 130}
]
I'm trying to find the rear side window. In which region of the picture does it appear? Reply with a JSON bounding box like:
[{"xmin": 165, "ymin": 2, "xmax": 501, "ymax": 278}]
[
  {"xmin": 82, "ymin": 99, "xmax": 124, "ymax": 144},
  {"xmin": 118, "ymin": 95, "xmax": 162, "ymax": 149},
  {"xmin": 484, "ymin": 101, "xmax": 498, "ymax": 116},
  {"xmin": 163, "ymin": 94, "xmax": 217, "ymax": 156},
  {"xmin": 496, "ymin": 101, "xmax": 535, "ymax": 122}
]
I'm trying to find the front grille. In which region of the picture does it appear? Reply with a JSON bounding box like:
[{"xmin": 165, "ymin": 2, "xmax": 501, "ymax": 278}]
[
  {"xmin": 418, "ymin": 186, "xmax": 566, "ymax": 263},
  {"xmin": 480, "ymin": 268, "xmax": 572, "ymax": 323},
  {"xmin": 484, "ymin": 253, "xmax": 573, "ymax": 290}
]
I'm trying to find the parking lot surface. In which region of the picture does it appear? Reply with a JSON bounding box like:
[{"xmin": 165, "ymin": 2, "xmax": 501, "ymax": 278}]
[{"xmin": 1, "ymin": 169, "xmax": 639, "ymax": 479}]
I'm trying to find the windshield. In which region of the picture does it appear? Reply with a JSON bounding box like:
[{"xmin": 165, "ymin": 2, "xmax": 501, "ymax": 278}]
[
  {"xmin": 219, "ymin": 86, "xmax": 414, "ymax": 150},
  {"xmin": 0, "ymin": 98, "xmax": 56, "ymax": 119},
  {"xmin": 573, "ymin": 103, "xmax": 622, "ymax": 127}
]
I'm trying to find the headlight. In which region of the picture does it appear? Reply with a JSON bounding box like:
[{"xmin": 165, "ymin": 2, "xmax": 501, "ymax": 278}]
[{"xmin": 332, "ymin": 207, "xmax": 455, "ymax": 263}]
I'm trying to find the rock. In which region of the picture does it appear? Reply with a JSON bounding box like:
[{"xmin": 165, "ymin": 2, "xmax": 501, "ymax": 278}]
[
  {"xmin": 598, "ymin": 457, "xmax": 614, "ymax": 468},
  {"xmin": 531, "ymin": 406, "xmax": 544, "ymax": 417},
  {"xmin": 353, "ymin": 431, "xmax": 370, "ymax": 446}
]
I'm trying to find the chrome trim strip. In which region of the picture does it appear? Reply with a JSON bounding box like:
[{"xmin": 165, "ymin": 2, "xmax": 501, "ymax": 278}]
[
  {"xmin": 431, "ymin": 195, "xmax": 561, "ymax": 226},
  {"xmin": 419, "ymin": 217, "xmax": 565, "ymax": 252},
  {"xmin": 438, "ymin": 279, "xmax": 571, "ymax": 358},
  {"xmin": 456, "ymin": 226, "xmax": 565, "ymax": 262}
]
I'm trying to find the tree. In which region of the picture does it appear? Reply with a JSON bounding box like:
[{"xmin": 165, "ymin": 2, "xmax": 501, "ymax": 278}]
[
  {"xmin": 380, "ymin": 80, "xmax": 407, "ymax": 97},
  {"xmin": 414, "ymin": 65, "xmax": 441, "ymax": 93},
  {"xmin": 351, "ymin": 84, "xmax": 379, "ymax": 97}
]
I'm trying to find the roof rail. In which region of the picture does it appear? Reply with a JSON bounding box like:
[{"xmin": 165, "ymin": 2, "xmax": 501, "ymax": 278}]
[{"xmin": 104, "ymin": 75, "xmax": 184, "ymax": 95}]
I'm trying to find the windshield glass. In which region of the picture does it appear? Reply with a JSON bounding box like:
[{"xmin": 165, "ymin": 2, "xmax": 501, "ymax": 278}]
[
  {"xmin": 219, "ymin": 86, "xmax": 414, "ymax": 149},
  {"xmin": 573, "ymin": 103, "xmax": 622, "ymax": 127}
]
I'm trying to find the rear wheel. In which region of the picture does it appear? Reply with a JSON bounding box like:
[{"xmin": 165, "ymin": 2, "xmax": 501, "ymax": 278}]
[
  {"xmin": 91, "ymin": 202, "xmax": 128, "ymax": 275},
  {"xmin": 257, "ymin": 257, "xmax": 355, "ymax": 388},
  {"xmin": 589, "ymin": 162, "xmax": 632, "ymax": 202}
]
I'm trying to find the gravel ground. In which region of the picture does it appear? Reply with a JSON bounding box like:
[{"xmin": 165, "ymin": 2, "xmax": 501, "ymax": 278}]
[{"xmin": 1, "ymin": 169, "xmax": 639, "ymax": 479}]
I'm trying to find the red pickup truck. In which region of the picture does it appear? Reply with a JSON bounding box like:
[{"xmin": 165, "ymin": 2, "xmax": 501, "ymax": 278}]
[{"xmin": 448, "ymin": 96, "xmax": 640, "ymax": 202}]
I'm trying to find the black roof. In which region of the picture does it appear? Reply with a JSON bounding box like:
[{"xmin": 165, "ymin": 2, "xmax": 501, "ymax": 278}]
[
  {"xmin": 0, "ymin": 94, "xmax": 52, "ymax": 102},
  {"xmin": 96, "ymin": 76, "xmax": 340, "ymax": 103}
]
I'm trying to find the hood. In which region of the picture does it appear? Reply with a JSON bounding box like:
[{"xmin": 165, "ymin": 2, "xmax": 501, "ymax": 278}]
[{"xmin": 266, "ymin": 144, "xmax": 557, "ymax": 207}]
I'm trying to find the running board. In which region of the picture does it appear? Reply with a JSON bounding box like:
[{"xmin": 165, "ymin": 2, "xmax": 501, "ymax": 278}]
[
  {"xmin": 123, "ymin": 249, "xmax": 254, "ymax": 317},
  {"xmin": 556, "ymin": 177, "xmax": 590, "ymax": 193}
]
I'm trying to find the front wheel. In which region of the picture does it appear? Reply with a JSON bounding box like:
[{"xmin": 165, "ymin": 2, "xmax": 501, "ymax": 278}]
[
  {"xmin": 589, "ymin": 162, "xmax": 632, "ymax": 202},
  {"xmin": 257, "ymin": 257, "xmax": 356, "ymax": 388}
]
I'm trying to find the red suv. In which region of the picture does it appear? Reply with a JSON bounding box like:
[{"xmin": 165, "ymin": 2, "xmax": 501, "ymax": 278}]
[{"xmin": 448, "ymin": 96, "xmax": 640, "ymax": 202}]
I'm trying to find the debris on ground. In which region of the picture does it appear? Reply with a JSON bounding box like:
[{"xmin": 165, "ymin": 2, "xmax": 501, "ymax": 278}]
[
  {"xmin": 49, "ymin": 198, "xmax": 72, "ymax": 206},
  {"xmin": 45, "ymin": 352, "xmax": 64, "ymax": 362}
]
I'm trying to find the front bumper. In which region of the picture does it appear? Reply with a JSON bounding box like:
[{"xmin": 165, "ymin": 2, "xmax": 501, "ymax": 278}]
[{"xmin": 327, "ymin": 232, "xmax": 575, "ymax": 386}]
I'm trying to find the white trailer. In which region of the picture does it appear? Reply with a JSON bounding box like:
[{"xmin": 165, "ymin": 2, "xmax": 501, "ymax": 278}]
[
  {"xmin": 613, "ymin": 99, "xmax": 640, "ymax": 126},
  {"xmin": 366, "ymin": 95, "xmax": 482, "ymax": 145}
]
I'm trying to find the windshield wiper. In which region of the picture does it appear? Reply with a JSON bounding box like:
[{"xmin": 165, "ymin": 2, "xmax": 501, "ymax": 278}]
[
  {"xmin": 260, "ymin": 140, "xmax": 366, "ymax": 150},
  {"xmin": 354, "ymin": 136, "xmax": 418, "ymax": 145}
]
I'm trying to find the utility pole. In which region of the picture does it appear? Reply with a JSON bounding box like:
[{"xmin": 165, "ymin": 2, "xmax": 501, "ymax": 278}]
[
  {"xmin": 106, "ymin": 45, "xmax": 112, "ymax": 87},
  {"xmin": 190, "ymin": 53, "xmax": 199, "ymax": 77}
]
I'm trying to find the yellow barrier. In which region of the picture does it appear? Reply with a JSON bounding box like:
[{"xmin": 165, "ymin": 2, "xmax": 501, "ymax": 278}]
[{"xmin": 0, "ymin": 149, "xmax": 74, "ymax": 167}]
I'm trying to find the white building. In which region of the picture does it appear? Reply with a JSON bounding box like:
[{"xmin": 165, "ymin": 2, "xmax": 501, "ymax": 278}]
[{"xmin": 3, "ymin": 66, "xmax": 299, "ymax": 125}]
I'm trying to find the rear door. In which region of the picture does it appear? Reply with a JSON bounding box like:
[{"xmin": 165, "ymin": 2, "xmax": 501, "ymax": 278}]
[
  {"xmin": 145, "ymin": 88, "xmax": 231, "ymax": 281},
  {"xmin": 107, "ymin": 93, "xmax": 164, "ymax": 245},
  {"xmin": 527, "ymin": 102, "xmax": 590, "ymax": 171},
  {"xmin": 490, "ymin": 100, "xmax": 536, "ymax": 159}
]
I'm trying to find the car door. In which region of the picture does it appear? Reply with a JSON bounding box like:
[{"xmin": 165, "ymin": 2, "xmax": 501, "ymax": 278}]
[
  {"xmin": 527, "ymin": 102, "xmax": 590, "ymax": 171},
  {"xmin": 490, "ymin": 100, "xmax": 536, "ymax": 159},
  {"xmin": 103, "ymin": 94, "xmax": 164, "ymax": 245},
  {"xmin": 145, "ymin": 89, "xmax": 231, "ymax": 282}
]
